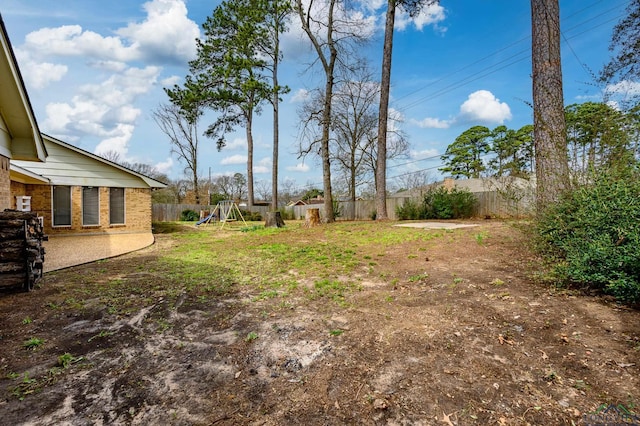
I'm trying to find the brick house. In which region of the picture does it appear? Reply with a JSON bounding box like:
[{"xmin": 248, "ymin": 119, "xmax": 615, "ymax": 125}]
[
  {"xmin": 11, "ymin": 134, "xmax": 166, "ymax": 236},
  {"xmin": 2, "ymin": 15, "xmax": 164, "ymax": 237},
  {"xmin": 0, "ymin": 15, "xmax": 47, "ymax": 210}
]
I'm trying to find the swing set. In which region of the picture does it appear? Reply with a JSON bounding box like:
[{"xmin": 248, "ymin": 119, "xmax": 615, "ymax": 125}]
[{"xmin": 195, "ymin": 200, "xmax": 247, "ymax": 229}]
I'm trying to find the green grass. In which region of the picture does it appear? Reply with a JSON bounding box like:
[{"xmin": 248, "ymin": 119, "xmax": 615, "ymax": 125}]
[
  {"xmin": 43, "ymin": 221, "xmax": 452, "ymax": 317},
  {"xmin": 23, "ymin": 337, "xmax": 44, "ymax": 350}
]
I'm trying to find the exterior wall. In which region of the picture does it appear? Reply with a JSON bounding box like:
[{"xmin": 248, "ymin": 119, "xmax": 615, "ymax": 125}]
[
  {"xmin": 15, "ymin": 184, "xmax": 152, "ymax": 235},
  {"xmin": 9, "ymin": 180, "xmax": 27, "ymax": 209},
  {"xmin": 0, "ymin": 155, "xmax": 9, "ymax": 210}
]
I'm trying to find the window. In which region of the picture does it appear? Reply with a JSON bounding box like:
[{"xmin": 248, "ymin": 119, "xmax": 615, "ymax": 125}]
[
  {"xmin": 52, "ymin": 186, "xmax": 71, "ymax": 226},
  {"xmin": 110, "ymin": 187, "xmax": 125, "ymax": 225},
  {"xmin": 82, "ymin": 187, "xmax": 100, "ymax": 226}
]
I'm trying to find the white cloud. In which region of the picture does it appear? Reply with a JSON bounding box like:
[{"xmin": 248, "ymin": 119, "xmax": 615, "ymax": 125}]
[
  {"xmin": 395, "ymin": 3, "xmax": 446, "ymax": 31},
  {"xmin": 22, "ymin": 0, "xmax": 199, "ymax": 65},
  {"xmin": 410, "ymin": 148, "xmax": 439, "ymax": 160},
  {"xmin": 117, "ymin": 0, "xmax": 200, "ymax": 64},
  {"xmin": 14, "ymin": 49, "xmax": 67, "ymax": 89},
  {"xmin": 221, "ymin": 154, "xmax": 247, "ymax": 165},
  {"xmin": 224, "ymin": 137, "xmax": 248, "ymax": 151},
  {"xmin": 254, "ymin": 158, "xmax": 271, "ymax": 174},
  {"xmin": 88, "ymin": 60, "xmax": 128, "ymax": 72},
  {"xmin": 282, "ymin": 0, "xmax": 377, "ymax": 59},
  {"xmin": 605, "ymin": 80, "xmax": 640, "ymax": 97},
  {"xmin": 42, "ymin": 66, "xmax": 160, "ymax": 154},
  {"xmin": 411, "ymin": 117, "xmax": 451, "ymax": 129},
  {"xmin": 161, "ymin": 75, "xmax": 181, "ymax": 87},
  {"xmin": 154, "ymin": 157, "xmax": 173, "ymax": 175},
  {"xmin": 94, "ymin": 124, "xmax": 136, "ymax": 157},
  {"xmin": 290, "ymin": 88, "xmax": 310, "ymax": 103},
  {"xmin": 24, "ymin": 25, "xmax": 138, "ymax": 62},
  {"xmin": 287, "ymin": 163, "xmax": 310, "ymax": 172},
  {"xmin": 459, "ymin": 90, "xmax": 512, "ymax": 124}
]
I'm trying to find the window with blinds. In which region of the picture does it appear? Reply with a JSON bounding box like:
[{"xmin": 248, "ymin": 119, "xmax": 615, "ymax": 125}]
[
  {"xmin": 52, "ymin": 186, "xmax": 71, "ymax": 226},
  {"xmin": 110, "ymin": 187, "xmax": 125, "ymax": 225},
  {"xmin": 82, "ymin": 187, "xmax": 100, "ymax": 226}
]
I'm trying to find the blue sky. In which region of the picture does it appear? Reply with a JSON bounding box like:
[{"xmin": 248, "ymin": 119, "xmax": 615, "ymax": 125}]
[{"xmin": 1, "ymin": 0, "xmax": 634, "ymax": 193}]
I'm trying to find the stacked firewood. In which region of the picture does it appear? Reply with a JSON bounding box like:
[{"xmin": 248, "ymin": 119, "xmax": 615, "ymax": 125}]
[{"xmin": 0, "ymin": 210, "xmax": 46, "ymax": 291}]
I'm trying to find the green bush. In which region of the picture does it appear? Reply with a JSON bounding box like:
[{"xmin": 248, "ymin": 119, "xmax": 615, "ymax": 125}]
[
  {"xmin": 535, "ymin": 175, "xmax": 640, "ymax": 303},
  {"xmin": 396, "ymin": 199, "xmax": 423, "ymax": 220},
  {"xmin": 180, "ymin": 209, "xmax": 199, "ymax": 221},
  {"xmin": 396, "ymin": 187, "xmax": 477, "ymax": 220},
  {"xmin": 424, "ymin": 187, "xmax": 477, "ymax": 219}
]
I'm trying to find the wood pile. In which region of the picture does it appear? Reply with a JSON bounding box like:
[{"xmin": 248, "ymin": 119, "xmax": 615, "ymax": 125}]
[{"xmin": 0, "ymin": 210, "xmax": 47, "ymax": 291}]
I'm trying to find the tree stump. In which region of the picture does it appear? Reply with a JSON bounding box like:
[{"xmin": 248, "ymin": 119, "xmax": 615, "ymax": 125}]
[
  {"xmin": 304, "ymin": 208, "xmax": 321, "ymax": 228},
  {"xmin": 265, "ymin": 211, "xmax": 286, "ymax": 228}
]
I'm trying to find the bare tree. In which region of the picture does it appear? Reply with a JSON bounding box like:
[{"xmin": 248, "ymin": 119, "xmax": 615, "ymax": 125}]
[
  {"xmin": 255, "ymin": 179, "xmax": 272, "ymax": 201},
  {"xmin": 331, "ymin": 64, "xmax": 380, "ymax": 214},
  {"xmin": 278, "ymin": 178, "xmax": 299, "ymax": 205},
  {"xmin": 362, "ymin": 108, "xmax": 410, "ymax": 187},
  {"xmin": 531, "ymin": 0, "xmax": 570, "ymax": 209},
  {"xmin": 153, "ymin": 103, "xmax": 202, "ymax": 204},
  {"xmin": 393, "ymin": 170, "xmax": 434, "ymax": 192},
  {"xmin": 294, "ymin": 0, "xmax": 368, "ymax": 222}
]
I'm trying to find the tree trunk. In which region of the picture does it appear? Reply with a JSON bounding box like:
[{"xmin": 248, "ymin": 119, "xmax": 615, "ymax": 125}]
[
  {"xmin": 272, "ymin": 31, "xmax": 280, "ymax": 211},
  {"xmin": 304, "ymin": 208, "xmax": 321, "ymax": 228},
  {"xmin": 246, "ymin": 109, "xmax": 255, "ymax": 209},
  {"xmin": 296, "ymin": 0, "xmax": 335, "ymax": 223},
  {"xmin": 375, "ymin": 0, "xmax": 396, "ymax": 220},
  {"xmin": 531, "ymin": 0, "xmax": 570, "ymax": 211},
  {"xmin": 265, "ymin": 211, "xmax": 285, "ymax": 228}
]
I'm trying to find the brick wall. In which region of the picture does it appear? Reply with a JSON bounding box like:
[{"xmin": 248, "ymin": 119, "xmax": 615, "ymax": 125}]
[
  {"xmin": 0, "ymin": 155, "xmax": 10, "ymax": 211},
  {"xmin": 13, "ymin": 184, "xmax": 153, "ymax": 235},
  {"xmin": 9, "ymin": 181, "xmax": 27, "ymax": 209}
]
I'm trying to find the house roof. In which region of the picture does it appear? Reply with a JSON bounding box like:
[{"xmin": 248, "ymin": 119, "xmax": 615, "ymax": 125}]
[
  {"xmin": 391, "ymin": 177, "xmax": 535, "ymax": 198},
  {"xmin": 0, "ymin": 14, "xmax": 46, "ymax": 162},
  {"xmin": 12, "ymin": 134, "xmax": 167, "ymax": 189},
  {"xmin": 9, "ymin": 163, "xmax": 50, "ymax": 185}
]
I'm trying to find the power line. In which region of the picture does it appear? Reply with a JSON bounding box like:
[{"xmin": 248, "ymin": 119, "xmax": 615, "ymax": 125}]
[{"xmin": 391, "ymin": 1, "xmax": 629, "ymax": 114}]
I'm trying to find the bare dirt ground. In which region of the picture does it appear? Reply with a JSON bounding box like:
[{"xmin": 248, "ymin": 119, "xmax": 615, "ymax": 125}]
[{"xmin": 0, "ymin": 220, "xmax": 638, "ymax": 425}]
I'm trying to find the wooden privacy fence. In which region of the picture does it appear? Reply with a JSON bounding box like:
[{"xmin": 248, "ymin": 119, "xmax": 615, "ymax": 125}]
[{"xmin": 153, "ymin": 192, "xmax": 533, "ymax": 222}]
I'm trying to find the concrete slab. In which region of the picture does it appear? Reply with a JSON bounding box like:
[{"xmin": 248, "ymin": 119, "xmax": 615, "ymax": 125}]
[
  {"xmin": 43, "ymin": 233, "xmax": 155, "ymax": 272},
  {"xmin": 394, "ymin": 222, "xmax": 480, "ymax": 230}
]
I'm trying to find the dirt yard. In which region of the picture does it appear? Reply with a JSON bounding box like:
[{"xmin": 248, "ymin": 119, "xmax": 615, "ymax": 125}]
[{"xmin": 0, "ymin": 220, "xmax": 638, "ymax": 425}]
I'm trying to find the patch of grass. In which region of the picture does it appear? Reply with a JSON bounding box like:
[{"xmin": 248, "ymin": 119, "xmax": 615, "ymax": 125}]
[
  {"xmin": 408, "ymin": 273, "xmax": 429, "ymax": 283},
  {"xmin": 309, "ymin": 279, "xmax": 361, "ymax": 306},
  {"xmin": 240, "ymin": 225, "xmax": 264, "ymax": 232},
  {"xmin": 10, "ymin": 372, "xmax": 37, "ymax": 400},
  {"xmin": 245, "ymin": 332, "xmax": 259, "ymax": 342},
  {"xmin": 22, "ymin": 317, "xmax": 32, "ymax": 325},
  {"xmin": 88, "ymin": 330, "xmax": 114, "ymax": 342},
  {"xmin": 474, "ymin": 231, "xmax": 488, "ymax": 245},
  {"xmin": 491, "ymin": 278, "xmax": 505, "ymax": 286},
  {"xmin": 23, "ymin": 337, "xmax": 44, "ymax": 350},
  {"xmin": 57, "ymin": 353, "xmax": 84, "ymax": 369},
  {"xmin": 253, "ymin": 290, "xmax": 279, "ymax": 301},
  {"xmin": 329, "ymin": 329, "xmax": 344, "ymax": 336}
]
